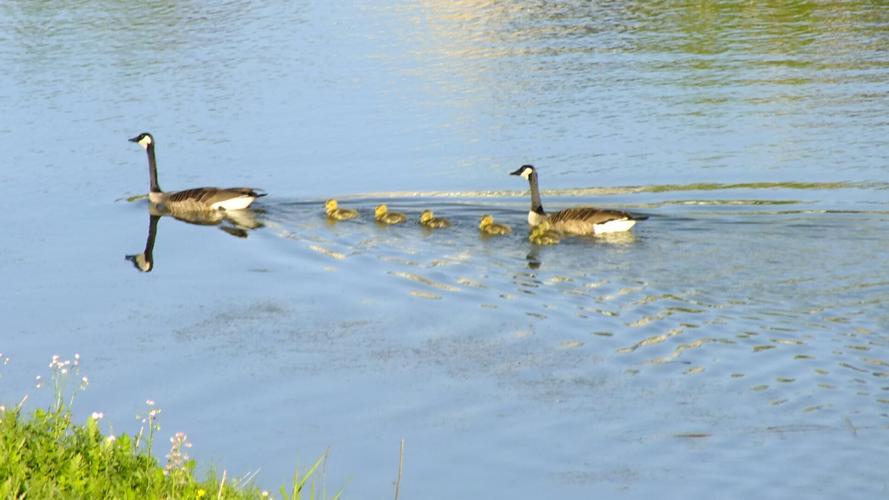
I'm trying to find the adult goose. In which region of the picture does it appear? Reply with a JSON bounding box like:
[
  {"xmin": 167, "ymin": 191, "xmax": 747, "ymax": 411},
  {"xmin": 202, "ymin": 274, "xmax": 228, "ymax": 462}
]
[
  {"xmin": 510, "ymin": 164, "xmax": 640, "ymax": 235},
  {"xmin": 129, "ymin": 132, "xmax": 265, "ymax": 212}
]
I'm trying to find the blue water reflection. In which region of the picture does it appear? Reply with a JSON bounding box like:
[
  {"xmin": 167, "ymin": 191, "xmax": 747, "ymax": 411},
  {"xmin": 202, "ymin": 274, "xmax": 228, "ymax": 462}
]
[{"xmin": 1, "ymin": 1, "xmax": 887, "ymax": 498}]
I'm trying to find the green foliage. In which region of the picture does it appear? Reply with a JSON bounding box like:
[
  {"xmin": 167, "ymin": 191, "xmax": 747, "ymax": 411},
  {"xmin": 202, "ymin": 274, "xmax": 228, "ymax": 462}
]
[
  {"xmin": 0, "ymin": 354, "xmax": 340, "ymax": 499},
  {"xmin": 1, "ymin": 406, "xmax": 247, "ymax": 498}
]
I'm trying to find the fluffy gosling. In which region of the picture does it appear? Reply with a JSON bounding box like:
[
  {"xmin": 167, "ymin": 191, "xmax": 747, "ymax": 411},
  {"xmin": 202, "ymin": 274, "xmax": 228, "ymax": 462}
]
[
  {"xmin": 375, "ymin": 204, "xmax": 407, "ymax": 224},
  {"xmin": 479, "ymin": 214, "xmax": 511, "ymax": 236},
  {"xmin": 325, "ymin": 199, "xmax": 359, "ymax": 221},
  {"xmin": 529, "ymin": 222, "xmax": 560, "ymax": 245},
  {"xmin": 419, "ymin": 210, "xmax": 450, "ymax": 229}
]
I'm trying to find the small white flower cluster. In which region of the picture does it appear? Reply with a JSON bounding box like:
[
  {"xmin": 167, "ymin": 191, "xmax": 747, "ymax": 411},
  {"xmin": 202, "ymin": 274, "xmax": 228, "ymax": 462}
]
[
  {"xmin": 49, "ymin": 354, "xmax": 73, "ymax": 374},
  {"xmin": 135, "ymin": 399, "xmax": 163, "ymax": 449},
  {"xmin": 145, "ymin": 400, "xmax": 161, "ymax": 421},
  {"xmin": 164, "ymin": 431, "xmax": 193, "ymax": 474},
  {"xmin": 91, "ymin": 411, "xmax": 104, "ymax": 421}
]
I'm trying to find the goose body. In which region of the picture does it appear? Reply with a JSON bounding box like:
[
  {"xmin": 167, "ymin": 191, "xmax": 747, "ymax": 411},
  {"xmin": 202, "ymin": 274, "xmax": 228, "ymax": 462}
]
[
  {"xmin": 478, "ymin": 214, "xmax": 511, "ymax": 236},
  {"xmin": 419, "ymin": 210, "xmax": 450, "ymax": 229},
  {"xmin": 325, "ymin": 199, "xmax": 359, "ymax": 221},
  {"xmin": 130, "ymin": 132, "xmax": 265, "ymax": 212},
  {"xmin": 375, "ymin": 204, "xmax": 407, "ymax": 224},
  {"xmin": 510, "ymin": 165, "xmax": 639, "ymax": 235},
  {"xmin": 528, "ymin": 221, "xmax": 561, "ymax": 245}
]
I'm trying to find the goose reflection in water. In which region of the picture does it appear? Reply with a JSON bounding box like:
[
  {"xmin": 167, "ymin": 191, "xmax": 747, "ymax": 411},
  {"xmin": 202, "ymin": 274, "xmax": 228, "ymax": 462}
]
[
  {"xmin": 524, "ymin": 229, "xmax": 637, "ymax": 270},
  {"xmin": 125, "ymin": 205, "xmax": 264, "ymax": 273}
]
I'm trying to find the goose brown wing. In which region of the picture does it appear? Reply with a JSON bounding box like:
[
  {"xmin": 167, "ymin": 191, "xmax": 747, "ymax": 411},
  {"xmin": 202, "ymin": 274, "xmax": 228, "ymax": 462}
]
[
  {"xmin": 167, "ymin": 187, "xmax": 264, "ymax": 205},
  {"xmin": 549, "ymin": 207, "xmax": 632, "ymax": 225}
]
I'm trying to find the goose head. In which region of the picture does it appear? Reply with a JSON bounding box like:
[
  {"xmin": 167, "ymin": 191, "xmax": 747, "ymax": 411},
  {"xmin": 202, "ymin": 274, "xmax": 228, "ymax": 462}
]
[
  {"xmin": 479, "ymin": 214, "xmax": 494, "ymax": 229},
  {"xmin": 125, "ymin": 252, "xmax": 153, "ymax": 273},
  {"xmin": 325, "ymin": 199, "xmax": 339, "ymax": 214},
  {"xmin": 510, "ymin": 164, "xmax": 535, "ymax": 181},
  {"xmin": 420, "ymin": 210, "xmax": 434, "ymax": 224},
  {"xmin": 374, "ymin": 204, "xmax": 389, "ymax": 219},
  {"xmin": 128, "ymin": 132, "xmax": 154, "ymax": 149}
]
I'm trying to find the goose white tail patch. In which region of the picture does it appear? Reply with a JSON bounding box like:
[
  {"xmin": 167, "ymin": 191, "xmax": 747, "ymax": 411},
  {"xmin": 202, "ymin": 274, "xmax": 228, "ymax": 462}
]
[
  {"xmin": 593, "ymin": 218, "xmax": 636, "ymax": 234},
  {"xmin": 212, "ymin": 196, "xmax": 254, "ymax": 210}
]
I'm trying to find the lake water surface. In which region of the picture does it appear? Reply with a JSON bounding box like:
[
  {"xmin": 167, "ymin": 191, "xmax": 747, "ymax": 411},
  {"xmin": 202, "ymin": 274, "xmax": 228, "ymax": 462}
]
[{"xmin": 2, "ymin": 2, "xmax": 888, "ymax": 498}]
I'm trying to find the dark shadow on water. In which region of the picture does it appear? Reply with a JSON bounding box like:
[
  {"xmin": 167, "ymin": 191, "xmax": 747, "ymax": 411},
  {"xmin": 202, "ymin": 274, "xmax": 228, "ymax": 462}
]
[{"xmin": 125, "ymin": 206, "xmax": 264, "ymax": 273}]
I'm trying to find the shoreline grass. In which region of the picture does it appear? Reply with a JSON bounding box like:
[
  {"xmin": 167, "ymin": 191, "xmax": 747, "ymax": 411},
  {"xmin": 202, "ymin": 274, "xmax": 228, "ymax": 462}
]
[{"xmin": 0, "ymin": 353, "xmax": 341, "ymax": 499}]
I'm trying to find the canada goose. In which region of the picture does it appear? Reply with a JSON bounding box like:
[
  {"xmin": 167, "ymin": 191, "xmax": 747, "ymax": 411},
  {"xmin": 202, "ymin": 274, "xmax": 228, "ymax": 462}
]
[
  {"xmin": 325, "ymin": 199, "xmax": 359, "ymax": 221},
  {"xmin": 528, "ymin": 221, "xmax": 561, "ymax": 246},
  {"xmin": 129, "ymin": 132, "xmax": 266, "ymax": 212},
  {"xmin": 419, "ymin": 210, "xmax": 450, "ymax": 229},
  {"xmin": 478, "ymin": 214, "xmax": 511, "ymax": 235},
  {"xmin": 375, "ymin": 204, "xmax": 407, "ymax": 224},
  {"xmin": 510, "ymin": 164, "xmax": 640, "ymax": 235}
]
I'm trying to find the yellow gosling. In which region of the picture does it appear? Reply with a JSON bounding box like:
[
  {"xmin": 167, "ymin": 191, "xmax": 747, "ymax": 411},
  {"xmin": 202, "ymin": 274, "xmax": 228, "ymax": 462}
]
[
  {"xmin": 529, "ymin": 221, "xmax": 560, "ymax": 245},
  {"xmin": 479, "ymin": 214, "xmax": 511, "ymax": 236},
  {"xmin": 419, "ymin": 210, "xmax": 450, "ymax": 229},
  {"xmin": 375, "ymin": 204, "xmax": 407, "ymax": 224},
  {"xmin": 325, "ymin": 199, "xmax": 359, "ymax": 221}
]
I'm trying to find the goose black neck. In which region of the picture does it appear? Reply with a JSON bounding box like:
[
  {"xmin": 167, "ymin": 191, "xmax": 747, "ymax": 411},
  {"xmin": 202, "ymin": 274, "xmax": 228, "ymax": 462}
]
[
  {"xmin": 146, "ymin": 143, "xmax": 162, "ymax": 193},
  {"xmin": 529, "ymin": 172, "xmax": 545, "ymax": 215},
  {"xmin": 145, "ymin": 214, "xmax": 159, "ymax": 258}
]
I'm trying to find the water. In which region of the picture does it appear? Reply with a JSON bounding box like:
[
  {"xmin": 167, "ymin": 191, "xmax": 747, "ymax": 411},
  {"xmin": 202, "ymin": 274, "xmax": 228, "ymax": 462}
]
[{"xmin": 2, "ymin": 1, "xmax": 888, "ymax": 498}]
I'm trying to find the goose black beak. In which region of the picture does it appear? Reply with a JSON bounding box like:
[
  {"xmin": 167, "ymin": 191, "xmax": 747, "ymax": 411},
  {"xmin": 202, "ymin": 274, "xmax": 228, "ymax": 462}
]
[
  {"xmin": 128, "ymin": 136, "xmax": 139, "ymax": 143},
  {"xmin": 509, "ymin": 167, "xmax": 524, "ymax": 176}
]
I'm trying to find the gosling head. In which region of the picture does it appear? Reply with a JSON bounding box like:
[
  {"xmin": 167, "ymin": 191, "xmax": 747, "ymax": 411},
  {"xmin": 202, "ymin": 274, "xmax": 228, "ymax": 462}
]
[
  {"xmin": 479, "ymin": 214, "xmax": 494, "ymax": 229},
  {"xmin": 420, "ymin": 210, "xmax": 434, "ymax": 224},
  {"xmin": 509, "ymin": 164, "xmax": 535, "ymax": 181},
  {"xmin": 128, "ymin": 132, "xmax": 154, "ymax": 149},
  {"xmin": 374, "ymin": 204, "xmax": 388, "ymax": 219},
  {"xmin": 325, "ymin": 199, "xmax": 338, "ymax": 213}
]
